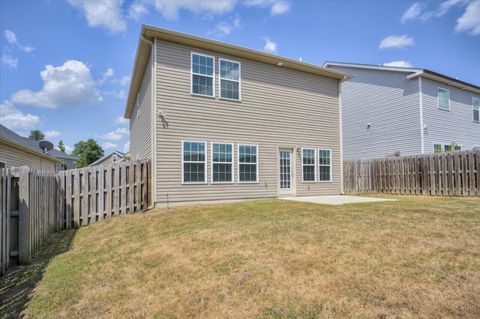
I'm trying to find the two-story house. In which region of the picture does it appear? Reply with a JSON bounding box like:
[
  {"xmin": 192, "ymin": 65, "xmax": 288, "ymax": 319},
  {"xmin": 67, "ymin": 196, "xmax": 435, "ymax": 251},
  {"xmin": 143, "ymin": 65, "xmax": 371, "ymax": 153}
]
[
  {"xmin": 324, "ymin": 62, "xmax": 480, "ymax": 160},
  {"xmin": 125, "ymin": 25, "xmax": 349, "ymax": 206}
]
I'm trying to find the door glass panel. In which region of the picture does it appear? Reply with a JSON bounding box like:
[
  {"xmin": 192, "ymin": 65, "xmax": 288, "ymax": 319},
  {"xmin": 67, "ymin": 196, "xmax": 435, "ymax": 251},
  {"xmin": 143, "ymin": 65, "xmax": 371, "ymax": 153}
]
[{"xmin": 279, "ymin": 151, "xmax": 291, "ymax": 190}]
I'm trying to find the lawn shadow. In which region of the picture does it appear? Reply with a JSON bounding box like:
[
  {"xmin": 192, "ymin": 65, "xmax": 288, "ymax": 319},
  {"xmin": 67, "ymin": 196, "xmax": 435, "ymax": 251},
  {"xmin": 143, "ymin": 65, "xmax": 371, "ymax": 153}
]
[{"xmin": 0, "ymin": 229, "xmax": 76, "ymax": 318}]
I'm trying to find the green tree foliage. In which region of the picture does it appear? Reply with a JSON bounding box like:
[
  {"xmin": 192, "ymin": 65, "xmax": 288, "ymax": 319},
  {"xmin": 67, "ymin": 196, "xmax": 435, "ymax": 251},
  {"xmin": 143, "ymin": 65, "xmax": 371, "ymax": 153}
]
[
  {"xmin": 58, "ymin": 140, "xmax": 66, "ymax": 153},
  {"xmin": 29, "ymin": 130, "xmax": 45, "ymax": 141},
  {"xmin": 71, "ymin": 139, "xmax": 104, "ymax": 168}
]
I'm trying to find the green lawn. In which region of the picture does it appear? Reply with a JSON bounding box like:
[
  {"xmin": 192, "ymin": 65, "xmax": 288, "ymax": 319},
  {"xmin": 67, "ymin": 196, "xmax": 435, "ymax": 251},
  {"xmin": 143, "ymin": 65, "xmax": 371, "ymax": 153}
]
[{"xmin": 2, "ymin": 196, "xmax": 480, "ymax": 318}]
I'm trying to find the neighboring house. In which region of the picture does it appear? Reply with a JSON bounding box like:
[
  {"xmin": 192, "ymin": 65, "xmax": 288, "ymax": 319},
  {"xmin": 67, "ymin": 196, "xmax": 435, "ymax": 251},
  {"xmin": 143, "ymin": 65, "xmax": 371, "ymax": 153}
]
[
  {"xmin": 124, "ymin": 25, "xmax": 349, "ymax": 206},
  {"xmin": 49, "ymin": 149, "xmax": 77, "ymax": 170},
  {"xmin": 324, "ymin": 62, "xmax": 480, "ymax": 160},
  {"xmin": 0, "ymin": 124, "xmax": 60, "ymax": 170},
  {"xmin": 89, "ymin": 151, "xmax": 126, "ymax": 166}
]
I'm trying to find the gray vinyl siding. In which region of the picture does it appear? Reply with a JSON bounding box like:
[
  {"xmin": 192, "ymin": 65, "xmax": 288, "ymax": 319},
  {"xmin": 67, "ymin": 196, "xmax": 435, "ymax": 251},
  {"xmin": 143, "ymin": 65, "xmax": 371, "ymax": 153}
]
[
  {"xmin": 129, "ymin": 55, "xmax": 152, "ymax": 160},
  {"xmin": 421, "ymin": 78, "xmax": 480, "ymax": 152},
  {"xmin": 0, "ymin": 142, "xmax": 57, "ymax": 170},
  {"xmin": 330, "ymin": 66, "xmax": 421, "ymax": 160},
  {"xmin": 154, "ymin": 40, "xmax": 341, "ymax": 204}
]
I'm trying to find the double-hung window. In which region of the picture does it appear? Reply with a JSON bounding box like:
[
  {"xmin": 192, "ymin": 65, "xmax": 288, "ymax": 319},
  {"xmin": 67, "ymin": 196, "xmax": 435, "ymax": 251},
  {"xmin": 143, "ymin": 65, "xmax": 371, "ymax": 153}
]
[
  {"xmin": 219, "ymin": 59, "xmax": 240, "ymax": 101},
  {"xmin": 0, "ymin": 162, "xmax": 5, "ymax": 169},
  {"xmin": 473, "ymin": 97, "xmax": 479, "ymax": 123},
  {"xmin": 212, "ymin": 143, "xmax": 233, "ymax": 183},
  {"xmin": 302, "ymin": 148, "xmax": 316, "ymax": 182},
  {"xmin": 191, "ymin": 53, "xmax": 214, "ymax": 97},
  {"xmin": 438, "ymin": 88, "xmax": 450, "ymax": 110},
  {"xmin": 238, "ymin": 145, "xmax": 258, "ymax": 183},
  {"xmin": 182, "ymin": 141, "xmax": 207, "ymax": 183},
  {"xmin": 318, "ymin": 149, "xmax": 332, "ymax": 182}
]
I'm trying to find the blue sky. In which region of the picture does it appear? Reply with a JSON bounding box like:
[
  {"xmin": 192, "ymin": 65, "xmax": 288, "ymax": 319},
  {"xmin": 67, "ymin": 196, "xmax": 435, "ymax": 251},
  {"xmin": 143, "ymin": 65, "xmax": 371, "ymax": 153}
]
[{"xmin": 1, "ymin": 0, "xmax": 479, "ymax": 153}]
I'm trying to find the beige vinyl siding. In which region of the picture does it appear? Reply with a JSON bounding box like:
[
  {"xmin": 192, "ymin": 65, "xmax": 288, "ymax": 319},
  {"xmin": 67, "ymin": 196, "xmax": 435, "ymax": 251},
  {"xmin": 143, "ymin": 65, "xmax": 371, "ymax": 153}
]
[
  {"xmin": 154, "ymin": 40, "xmax": 341, "ymax": 204},
  {"xmin": 0, "ymin": 142, "xmax": 57, "ymax": 170},
  {"xmin": 130, "ymin": 54, "xmax": 152, "ymax": 160}
]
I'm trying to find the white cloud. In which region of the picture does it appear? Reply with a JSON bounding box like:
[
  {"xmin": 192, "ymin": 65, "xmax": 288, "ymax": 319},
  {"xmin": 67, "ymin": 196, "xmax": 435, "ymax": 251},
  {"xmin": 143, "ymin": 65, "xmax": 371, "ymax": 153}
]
[
  {"xmin": 103, "ymin": 90, "xmax": 126, "ymax": 99},
  {"xmin": 68, "ymin": 0, "xmax": 127, "ymax": 33},
  {"xmin": 379, "ymin": 35, "xmax": 414, "ymax": 49},
  {"xmin": 102, "ymin": 142, "xmax": 118, "ymax": 150},
  {"xmin": 113, "ymin": 75, "xmax": 131, "ymax": 86},
  {"xmin": 1, "ymin": 54, "xmax": 18, "ymax": 69},
  {"xmin": 115, "ymin": 116, "xmax": 129, "ymax": 124},
  {"xmin": 211, "ymin": 17, "xmax": 241, "ymax": 36},
  {"xmin": 101, "ymin": 127, "xmax": 129, "ymax": 141},
  {"xmin": 123, "ymin": 141, "xmax": 130, "ymax": 152},
  {"xmin": 128, "ymin": 0, "xmax": 289, "ymax": 22},
  {"xmin": 4, "ymin": 30, "xmax": 35, "ymax": 53},
  {"xmin": 401, "ymin": 0, "xmax": 470, "ymax": 23},
  {"xmin": 44, "ymin": 130, "xmax": 61, "ymax": 139},
  {"xmin": 0, "ymin": 100, "xmax": 42, "ymax": 130},
  {"xmin": 263, "ymin": 37, "xmax": 277, "ymax": 53},
  {"xmin": 383, "ymin": 61, "xmax": 413, "ymax": 68},
  {"xmin": 401, "ymin": 2, "xmax": 423, "ymax": 23},
  {"xmin": 99, "ymin": 67, "xmax": 114, "ymax": 84},
  {"xmin": 11, "ymin": 60, "xmax": 102, "ymax": 108},
  {"xmin": 64, "ymin": 145, "xmax": 73, "ymax": 153},
  {"xmin": 270, "ymin": 1, "xmax": 290, "ymax": 15},
  {"xmin": 455, "ymin": 0, "xmax": 480, "ymax": 35},
  {"xmin": 128, "ymin": 0, "xmax": 149, "ymax": 19}
]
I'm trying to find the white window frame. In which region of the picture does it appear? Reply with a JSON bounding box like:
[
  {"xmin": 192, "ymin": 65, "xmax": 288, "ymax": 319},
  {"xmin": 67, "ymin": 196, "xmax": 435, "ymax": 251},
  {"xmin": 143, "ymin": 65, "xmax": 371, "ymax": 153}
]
[
  {"xmin": 318, "ymin": 148, "xmax": 332, "ymax": 182},
  {"xmin": 237, "ymin": 144, "xmax": 259, "ymax": 183},
  {"xmin": 211, "ymin": 142, "xmax": 234, "ymax": 184},
  {"xmin": 181, "ymin": 140, "xmax": 208, "ymax": 184},
  {"xmin": 219, "ymin": 58, "xmax": 241, "ymax": 101},
  {"xmin": 437, "ymin": 87, "xmax": 450, "ymax": 110},
  {"xmin": 191, "ymin": 52, "xmax": 215, "ymax": 98},
  {"xmin": 301, "ymin": 148, "xmax": 317, "ymax": 183},
  {"xmin": 0, "ymin": 161, "xmax": 5, "ymax": 169},
  {"xmin": 473, "ymin": 96, "xmax": 480, "ymax": 123}
]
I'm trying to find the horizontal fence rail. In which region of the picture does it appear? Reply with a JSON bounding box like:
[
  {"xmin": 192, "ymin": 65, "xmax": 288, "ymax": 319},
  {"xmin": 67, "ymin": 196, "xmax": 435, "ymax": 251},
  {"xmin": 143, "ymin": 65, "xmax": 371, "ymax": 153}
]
[
  {"xmin": 344, "ymin": 150, "xmax": 480, "ymax": 196},
  {"xmin": 0, "ymin": 160, "xmax": 150, "ymax": 277}
]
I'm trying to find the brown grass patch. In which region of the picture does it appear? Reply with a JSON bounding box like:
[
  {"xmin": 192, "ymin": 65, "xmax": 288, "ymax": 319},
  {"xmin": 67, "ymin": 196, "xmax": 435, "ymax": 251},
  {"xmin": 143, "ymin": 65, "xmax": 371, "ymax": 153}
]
[{"xmin": 18, "ymin": 196, "xmax": 480, "ymax": 318}]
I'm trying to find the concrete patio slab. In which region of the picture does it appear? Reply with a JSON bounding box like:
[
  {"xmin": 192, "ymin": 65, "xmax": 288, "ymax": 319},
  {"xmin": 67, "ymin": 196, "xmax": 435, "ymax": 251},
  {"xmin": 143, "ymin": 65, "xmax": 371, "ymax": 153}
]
[{"xmin": 281, "ymin": 195, "xmax": 396, "ymax": 206}]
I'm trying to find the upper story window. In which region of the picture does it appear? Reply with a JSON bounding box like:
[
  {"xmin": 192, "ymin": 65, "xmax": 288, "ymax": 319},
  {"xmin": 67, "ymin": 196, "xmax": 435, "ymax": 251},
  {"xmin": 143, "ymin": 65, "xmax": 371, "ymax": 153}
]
[
  {"xmin": 182, "ymin": 141, "xmax": 207, "ymax": 184},
  {"xmin": 238, "ymin": 144, "xmax": 258, "ymax": 183},
  {"xmin": 302, "ymin": 148, "xmax": 316, "ymax": 182},
  {"xmin": 219, "ymin": 59, "xmax": 241, "ymax": 101},
  {"xmin": 0, "ymin": 162, "xmax": 5, "ymax": 169},
  {"xmin": 473, "ymin": 97, "xmax": 479, "ymax": 123},
  {"xmin": 112, "ymin": 155, "xmax": 117, "ymax": 163},
  {"xmin": 212, "ymin": 143, "xmax": 234, "ymax": 183},
  {"xmin": 437, "ymin": 88, "xmax": 450, "ymax": 110},
  {"xmin": 318, "ymin": 149, "xmax": 332, "ymax": 182},
  {"xmin": 191, "ymin": 53, "xmax": 214, "ymax": 97}
]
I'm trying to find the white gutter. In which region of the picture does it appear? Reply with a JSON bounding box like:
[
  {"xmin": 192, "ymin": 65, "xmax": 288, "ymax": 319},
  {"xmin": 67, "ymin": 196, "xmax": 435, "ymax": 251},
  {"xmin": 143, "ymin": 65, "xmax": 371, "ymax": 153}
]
[
  {"xmin": 418, "ymin": 76, "xmax": 425, "ymax": 154},
  {"xmin": 140, "ymin": 35, "xmax": 157, "ymax": 207}
]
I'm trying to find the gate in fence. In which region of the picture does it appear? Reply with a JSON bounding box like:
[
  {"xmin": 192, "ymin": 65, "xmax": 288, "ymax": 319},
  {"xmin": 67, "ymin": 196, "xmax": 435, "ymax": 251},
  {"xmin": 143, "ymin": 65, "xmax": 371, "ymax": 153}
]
[
  {"xmin": 0, "ymin": 160, "xmax": 150, "ymax": 277},
  {"xmin": 343, "ymin": 150, "xmax": 480, "ymax": 196}
]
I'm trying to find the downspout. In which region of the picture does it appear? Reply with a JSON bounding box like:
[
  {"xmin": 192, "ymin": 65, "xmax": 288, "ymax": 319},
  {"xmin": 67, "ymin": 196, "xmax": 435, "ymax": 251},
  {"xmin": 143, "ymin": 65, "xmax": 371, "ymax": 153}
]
[
  {"xmin": 339, "ymin": 76, "xmax": 346, "ymax": 195},
  {"xmin": 141, "ymin": 35, "xmax": 157, "ymax": 208},
  {"xmin": 418, "ymin": 76, "xmax": 425, "ymax": 154}
]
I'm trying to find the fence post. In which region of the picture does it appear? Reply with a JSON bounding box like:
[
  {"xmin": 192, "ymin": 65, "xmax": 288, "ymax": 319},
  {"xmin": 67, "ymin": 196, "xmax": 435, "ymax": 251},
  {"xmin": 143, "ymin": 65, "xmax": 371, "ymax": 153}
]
[{"xmin": 18, "ymin": 167, "xmax": 31, "ymax": 264}]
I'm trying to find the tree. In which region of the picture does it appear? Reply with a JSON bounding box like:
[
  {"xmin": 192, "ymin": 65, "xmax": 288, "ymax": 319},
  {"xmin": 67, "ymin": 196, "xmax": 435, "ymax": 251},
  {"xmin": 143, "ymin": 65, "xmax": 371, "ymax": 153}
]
[
  {"xmin": 58, "ymin": 140, "xmax": 66, "ymax": 153},
  {"xmin": 29, "ymin": 130, "xmax": 45, "ymax": 141},
  {"xmin": 71, "ymin": 139, "xmax": 104, "ymax": 168}
]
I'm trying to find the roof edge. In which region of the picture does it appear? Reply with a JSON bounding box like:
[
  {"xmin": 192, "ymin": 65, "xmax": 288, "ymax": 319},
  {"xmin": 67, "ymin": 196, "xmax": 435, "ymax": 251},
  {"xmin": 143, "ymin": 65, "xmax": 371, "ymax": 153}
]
[{"xmin": 323, "ymin": 61, "xmax": 421, "ymax": 73}]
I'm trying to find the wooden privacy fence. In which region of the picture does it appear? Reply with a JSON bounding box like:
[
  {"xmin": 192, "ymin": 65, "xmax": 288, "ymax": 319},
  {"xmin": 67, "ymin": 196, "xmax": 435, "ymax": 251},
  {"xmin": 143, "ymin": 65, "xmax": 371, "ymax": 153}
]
[
  {"xmin": 344, "ymin": 150, "xmax": 480, "ymax": 196},
  {"xmin": 56, "ymin": 160, "xmax": 150, "ymax": 230},
  {"xmin": 0, "ymin": 160, "xmax": 150, "ymax": 277}
]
